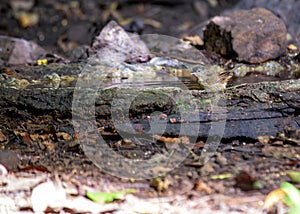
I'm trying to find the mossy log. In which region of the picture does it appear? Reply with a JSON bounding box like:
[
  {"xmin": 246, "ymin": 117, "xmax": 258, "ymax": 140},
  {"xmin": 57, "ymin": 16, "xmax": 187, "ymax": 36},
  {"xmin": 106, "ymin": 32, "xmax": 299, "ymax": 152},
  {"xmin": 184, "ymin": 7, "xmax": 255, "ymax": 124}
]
[{"xmin": 0, "ymin": 78, "xmax": 299, "ymax": 140}]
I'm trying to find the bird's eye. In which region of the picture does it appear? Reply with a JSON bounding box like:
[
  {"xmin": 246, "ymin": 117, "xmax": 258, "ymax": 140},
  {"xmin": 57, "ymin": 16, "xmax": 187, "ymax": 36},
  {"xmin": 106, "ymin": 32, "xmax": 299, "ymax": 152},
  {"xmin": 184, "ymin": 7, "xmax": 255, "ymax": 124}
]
[{"xmin": 227, "ymin": 62, "xmax": 235, "ymax": 69}]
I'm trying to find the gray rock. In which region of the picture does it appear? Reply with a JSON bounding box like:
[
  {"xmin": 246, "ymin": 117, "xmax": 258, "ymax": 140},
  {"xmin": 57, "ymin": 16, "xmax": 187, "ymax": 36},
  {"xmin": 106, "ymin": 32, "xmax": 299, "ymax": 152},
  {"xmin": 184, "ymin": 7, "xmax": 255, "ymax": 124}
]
[
  {"xmin": 0, "ymin": 150, "xmax": 19, "ymax": 171},
  {"xmin": 0, "ymin": 36, "xmax": 45, "ymax": 65},
  {"xmin": 88, "ymin": 20, "xmax": 150, "ymax": 64}
]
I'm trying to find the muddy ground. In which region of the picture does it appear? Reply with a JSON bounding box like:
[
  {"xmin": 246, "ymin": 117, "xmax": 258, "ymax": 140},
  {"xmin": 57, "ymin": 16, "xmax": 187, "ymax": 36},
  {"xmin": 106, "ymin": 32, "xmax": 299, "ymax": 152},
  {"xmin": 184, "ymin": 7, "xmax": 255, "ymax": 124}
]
[{"xmin": 0, "ymin": 1, "xmax": 300, "ymax": 213}]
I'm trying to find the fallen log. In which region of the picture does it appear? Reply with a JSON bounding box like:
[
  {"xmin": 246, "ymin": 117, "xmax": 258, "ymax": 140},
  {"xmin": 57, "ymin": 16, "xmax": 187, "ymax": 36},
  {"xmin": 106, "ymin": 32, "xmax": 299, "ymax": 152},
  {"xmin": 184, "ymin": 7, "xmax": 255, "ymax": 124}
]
[{"xmin": 0, "ymin": 76, "xmax": 299, "ymax": 140}]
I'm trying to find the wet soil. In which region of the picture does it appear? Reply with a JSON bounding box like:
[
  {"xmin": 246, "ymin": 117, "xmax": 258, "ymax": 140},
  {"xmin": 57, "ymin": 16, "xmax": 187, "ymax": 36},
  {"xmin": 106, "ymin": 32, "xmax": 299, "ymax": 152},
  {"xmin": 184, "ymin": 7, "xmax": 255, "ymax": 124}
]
[{"xmin": 0, "ymin": 1, "xmax": 299, "ymax": 213}]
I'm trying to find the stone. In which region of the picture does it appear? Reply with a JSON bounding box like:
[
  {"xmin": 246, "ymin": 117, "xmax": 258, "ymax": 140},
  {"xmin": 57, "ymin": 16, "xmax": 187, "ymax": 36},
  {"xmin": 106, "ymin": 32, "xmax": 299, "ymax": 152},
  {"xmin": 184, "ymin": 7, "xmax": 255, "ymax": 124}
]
[
  {"xmin": 0, "ymin": 35, "xmax": 46, "ymax": 65},
  {"xmin": 203, "ymin": 7, "xmax": 287, "ymax": 63},
  {"xmin": 232, "ymin": 0, "xmax": 300, "ymax": 44},
  {"xmin": 88, "ymin": 20, "xmax": 150, "ymax": 64},
  {"xmin": 0, "ymin": 150, "xmax": 19, "ymax": 171}
]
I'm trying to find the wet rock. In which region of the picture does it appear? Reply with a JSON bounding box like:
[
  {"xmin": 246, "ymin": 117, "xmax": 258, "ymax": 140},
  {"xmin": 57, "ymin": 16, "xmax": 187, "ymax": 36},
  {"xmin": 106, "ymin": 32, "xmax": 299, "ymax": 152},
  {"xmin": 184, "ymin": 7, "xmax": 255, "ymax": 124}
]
[{"xmin": 203, "ymin": 7, "xmax": 287, "ymax": 63}]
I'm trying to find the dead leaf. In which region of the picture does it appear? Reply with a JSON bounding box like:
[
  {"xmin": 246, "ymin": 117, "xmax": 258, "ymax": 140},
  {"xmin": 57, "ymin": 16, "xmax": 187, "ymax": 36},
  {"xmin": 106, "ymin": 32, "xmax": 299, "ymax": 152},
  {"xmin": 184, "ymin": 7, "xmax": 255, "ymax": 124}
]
[
  {"xmin": 23, "ymin": 132, "xmax": 31, "ymax": 144},
  {"xmin": 20, "ymin": 165, "xmax": 51, "ymax": 173},
  {"xmin": 15, "ymin": 11, "xmax": 39, "ymax": 28},
  {"xmin": 182, "ymin": 35, "xmax": 204, "ymax": 46},
  {"xmin": 42, "ymin": 139, "xmax": 56, "ymax": 151},
  {"xmin": 264, "ymin": 189, "xmax": 286, "ymax": 210},
  {"xmin": 257, "ymin": 135, "xmax": 270, "ymax": 144},
  {"xmin": 56, "ymin": 132, "xmax": 72, "ymax": 141},
  {"xmin": 29, "ymin": 134, "xmax": 39, "ymax": 142},
  {"xmin": 160, "ymin": 113, "xmax": 168, "ymax": 120},
  {"xmin": 194, "ymin": 181, "xmax": 213, "ymax": 194},
  {"xmin": 0, "ymin": 130, "xmax": 7, "ymax": 142},
  {"xmin": 288, "ymin": 44, "xmax": 298, "ymax": 51},
  {"xmin": 31, "ymin": 181, "xmax": 66, "ymax": 212},
  {"xmin": 153, "ymin": 135, "xmax": 189, "ymax": 144}
]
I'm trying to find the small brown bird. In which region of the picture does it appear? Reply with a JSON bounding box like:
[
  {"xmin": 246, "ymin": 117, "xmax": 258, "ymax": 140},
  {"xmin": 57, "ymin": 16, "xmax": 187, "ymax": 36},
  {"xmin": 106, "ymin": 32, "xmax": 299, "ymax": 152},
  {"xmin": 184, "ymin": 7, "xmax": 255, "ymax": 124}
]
[{"xmin": 191, "ymin": 65, "xmax": 233, "ymax": 91}]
